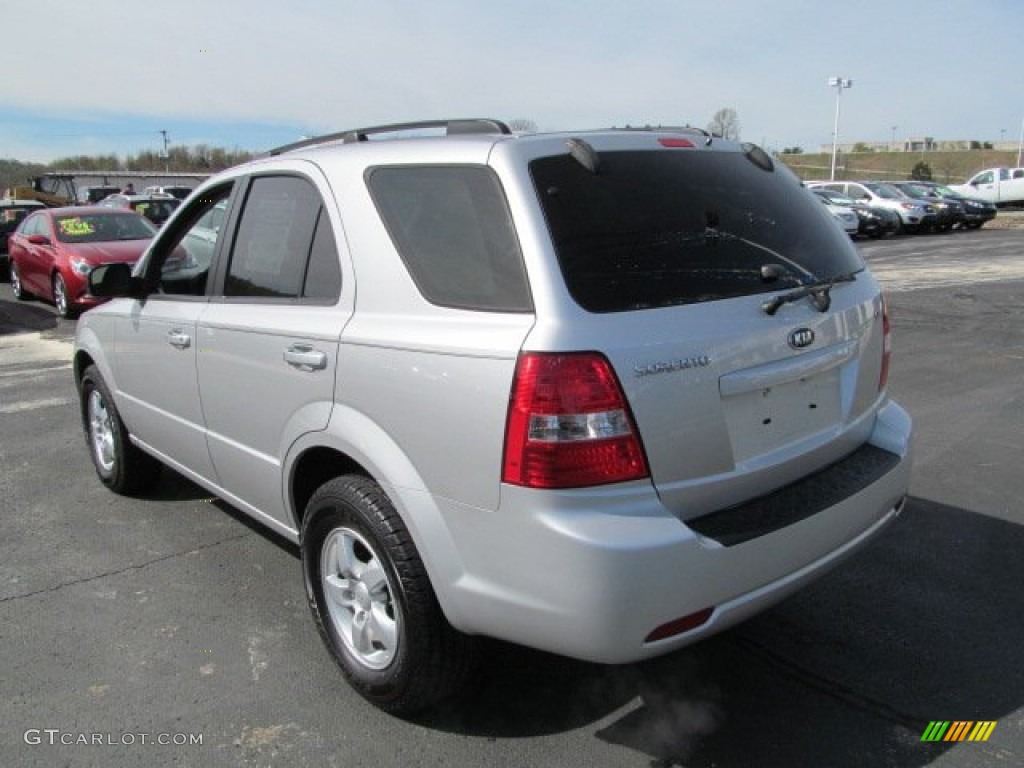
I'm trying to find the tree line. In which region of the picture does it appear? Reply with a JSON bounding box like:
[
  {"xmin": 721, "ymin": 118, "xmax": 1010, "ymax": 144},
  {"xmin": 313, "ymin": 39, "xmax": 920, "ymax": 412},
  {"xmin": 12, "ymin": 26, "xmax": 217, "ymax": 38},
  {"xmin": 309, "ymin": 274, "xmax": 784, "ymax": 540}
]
[{"xmin": 1, "ymin": 144, "xmax": 255, "ymax": 194}]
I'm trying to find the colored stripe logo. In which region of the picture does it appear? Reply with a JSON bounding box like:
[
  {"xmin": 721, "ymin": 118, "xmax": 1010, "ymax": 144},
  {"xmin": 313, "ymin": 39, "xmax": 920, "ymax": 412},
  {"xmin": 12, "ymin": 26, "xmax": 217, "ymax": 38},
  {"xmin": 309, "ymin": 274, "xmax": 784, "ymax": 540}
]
[{"xmin": 921, "ymin": 721, "xmax": 997, "ymax": 742}]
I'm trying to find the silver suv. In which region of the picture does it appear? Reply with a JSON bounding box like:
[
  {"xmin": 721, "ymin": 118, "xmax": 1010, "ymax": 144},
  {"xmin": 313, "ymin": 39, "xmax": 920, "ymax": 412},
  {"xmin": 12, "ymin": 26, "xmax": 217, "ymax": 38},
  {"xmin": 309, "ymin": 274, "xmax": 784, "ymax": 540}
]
[{"xmin": 74, "ymin": 120, "xmax": 912, "ymax": 713}]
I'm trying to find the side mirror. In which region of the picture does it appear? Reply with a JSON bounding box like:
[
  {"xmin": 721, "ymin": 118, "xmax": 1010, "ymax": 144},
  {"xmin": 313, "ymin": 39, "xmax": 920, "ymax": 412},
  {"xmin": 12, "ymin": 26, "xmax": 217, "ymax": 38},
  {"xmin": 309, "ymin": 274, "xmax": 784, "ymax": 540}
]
[
  {"xmin": 88, "ymin": 262, "xmax": 146, "ymax": 298},
  {"xmin": 27, "ymin": 234, "xmax": 51, "ymax": 246}
]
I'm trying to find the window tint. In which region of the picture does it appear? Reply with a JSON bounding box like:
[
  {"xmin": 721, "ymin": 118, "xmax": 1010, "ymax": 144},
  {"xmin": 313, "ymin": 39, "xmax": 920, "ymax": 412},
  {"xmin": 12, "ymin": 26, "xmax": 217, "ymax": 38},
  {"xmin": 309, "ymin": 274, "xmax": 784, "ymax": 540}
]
[
  {"xmin": 530, "ymin": 149, "xmax": 863, "ymax": 313},
  {"xmin": 301, "ymin": 209, "xmax": 342, "ymax": 301},
  {"xmin": 225, "ymin": 176, "xmax": 324, "ymax": 299},
  {"xmin": 368, "ymin": 166, "xmax": 531, "ymax": 312}
]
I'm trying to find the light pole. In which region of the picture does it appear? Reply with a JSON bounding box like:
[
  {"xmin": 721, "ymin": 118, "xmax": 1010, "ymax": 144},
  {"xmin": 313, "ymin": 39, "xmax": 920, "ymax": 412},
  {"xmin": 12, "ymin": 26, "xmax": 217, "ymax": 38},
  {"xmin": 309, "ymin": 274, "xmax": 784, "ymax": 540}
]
[
  {"xmin": 828, "ymin": 77, "xmax": 852, "ymax": 180},
  {"xmin": 891, "ymin": 125, "xmax": 898, "ymax": 152},
  {"xmin": 1017, "ymin": 116, "xmax": 1023, "ymax": 167},
  {"xmin": 159, "ymin": 129, "xmax": 170, "ymax": 173}
]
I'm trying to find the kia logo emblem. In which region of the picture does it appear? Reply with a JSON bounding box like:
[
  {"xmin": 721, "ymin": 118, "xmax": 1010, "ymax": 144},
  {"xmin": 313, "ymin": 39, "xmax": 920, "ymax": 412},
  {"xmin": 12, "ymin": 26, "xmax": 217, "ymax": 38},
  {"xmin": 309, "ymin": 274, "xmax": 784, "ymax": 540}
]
[{"xmin": 789, "ymin": 328, "xmax": 815, "ymax": 349}]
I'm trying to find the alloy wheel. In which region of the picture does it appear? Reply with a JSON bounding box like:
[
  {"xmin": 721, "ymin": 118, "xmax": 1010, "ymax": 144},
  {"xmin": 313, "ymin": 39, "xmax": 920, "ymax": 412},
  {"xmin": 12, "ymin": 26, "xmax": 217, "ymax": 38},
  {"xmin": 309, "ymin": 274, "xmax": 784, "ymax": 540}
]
[{"xmin": 320, "ymin": 526, "xmax": 400, "ymax": 670}]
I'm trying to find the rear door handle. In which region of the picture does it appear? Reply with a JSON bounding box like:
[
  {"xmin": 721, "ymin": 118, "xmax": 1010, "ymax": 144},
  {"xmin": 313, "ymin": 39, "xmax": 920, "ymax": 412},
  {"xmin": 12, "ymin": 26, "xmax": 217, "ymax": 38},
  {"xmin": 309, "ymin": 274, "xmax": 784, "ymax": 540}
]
[
  {"xmin": 167, "ymin": 330, "xmax": 191, "ymax": 349},
  {"xmin": 284, "ymin": 343, "xmax": 327, "ymax": 371}
]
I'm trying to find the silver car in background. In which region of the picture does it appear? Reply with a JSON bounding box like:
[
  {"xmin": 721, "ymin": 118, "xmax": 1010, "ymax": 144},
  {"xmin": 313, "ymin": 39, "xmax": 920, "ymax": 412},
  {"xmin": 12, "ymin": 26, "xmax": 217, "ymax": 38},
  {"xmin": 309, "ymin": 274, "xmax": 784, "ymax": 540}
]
[
  {"xmin": 74, "ymin": 121, "xmax": 912, "ymax": 714},
  {"xmin": 808, "ymin": 179, "xmax": 931, "ymax": 233},
  {"xmin": 810, "ymin": 188, "xmax": 859, "ymax": 235}
]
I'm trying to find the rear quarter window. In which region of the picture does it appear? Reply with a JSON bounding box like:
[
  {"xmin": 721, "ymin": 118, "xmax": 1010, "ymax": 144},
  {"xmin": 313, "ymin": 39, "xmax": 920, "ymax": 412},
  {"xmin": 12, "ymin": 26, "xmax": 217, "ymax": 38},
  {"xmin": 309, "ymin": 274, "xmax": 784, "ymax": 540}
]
[{"xmin": 367, "ymin": 165, "xmax": 532, "ymax": 312}]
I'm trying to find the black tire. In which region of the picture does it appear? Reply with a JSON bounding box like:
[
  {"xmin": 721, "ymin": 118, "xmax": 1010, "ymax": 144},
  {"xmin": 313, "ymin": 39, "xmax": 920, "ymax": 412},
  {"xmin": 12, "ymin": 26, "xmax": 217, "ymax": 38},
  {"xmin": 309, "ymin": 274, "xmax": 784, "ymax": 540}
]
[
  {"xmin": 79, "ymin": 365, "xmax": 161, "ymax": 495},
  {"xmin": 10, "ymin": 261, "xmax": 32, "ymax": 300},
  {"xmin": 301, "ymin": 475, "xmax": 476, "ymax": 714}
]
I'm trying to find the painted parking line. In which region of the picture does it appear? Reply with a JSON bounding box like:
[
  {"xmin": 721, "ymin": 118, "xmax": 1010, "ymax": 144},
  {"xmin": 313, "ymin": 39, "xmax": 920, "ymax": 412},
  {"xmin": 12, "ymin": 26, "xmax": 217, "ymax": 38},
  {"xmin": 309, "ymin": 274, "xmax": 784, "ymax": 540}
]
[{"xmin": 0, "ymin": 396, "xmax": 75, "ymax": 414}]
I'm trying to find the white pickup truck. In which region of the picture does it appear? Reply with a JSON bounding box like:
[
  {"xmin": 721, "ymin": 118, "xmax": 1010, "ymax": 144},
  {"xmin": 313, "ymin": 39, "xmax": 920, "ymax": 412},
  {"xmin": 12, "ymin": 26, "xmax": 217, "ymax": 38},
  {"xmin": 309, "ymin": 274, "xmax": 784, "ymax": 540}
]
[{"xmin": 951, "ymin": 167, "xmax": 1024, "ymax": 207}]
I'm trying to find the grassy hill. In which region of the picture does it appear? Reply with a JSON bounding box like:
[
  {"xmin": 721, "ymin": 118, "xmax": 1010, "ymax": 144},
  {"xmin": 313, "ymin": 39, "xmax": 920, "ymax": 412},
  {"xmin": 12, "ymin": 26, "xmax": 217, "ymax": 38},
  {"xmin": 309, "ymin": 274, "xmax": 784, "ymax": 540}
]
[{"xmin": 778, "ymin": 149, "xmax": 1021, "ymax": 184}]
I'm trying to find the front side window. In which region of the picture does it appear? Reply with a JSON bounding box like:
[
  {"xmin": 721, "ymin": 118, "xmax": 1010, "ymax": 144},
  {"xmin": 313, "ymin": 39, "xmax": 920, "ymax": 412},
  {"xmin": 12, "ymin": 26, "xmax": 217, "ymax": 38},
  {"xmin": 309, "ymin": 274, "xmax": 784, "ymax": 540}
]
[
  {"xmin": 368, "ymin": 165, "xmax": 531, "ymax": 312},
  {"xmin": 531, "ymin": 149, "xmax": 863, "ymax": 313},
  {"xmin": 18, "ymin": 213, "xmax": 45, "ymax": 237},
  {"xmin": 224, "ymin": 175, "xmax": 339, "ymax": 300},
  {"xmin": 152, "ymin": 185, "xmax": 234, "ymax": 296}
]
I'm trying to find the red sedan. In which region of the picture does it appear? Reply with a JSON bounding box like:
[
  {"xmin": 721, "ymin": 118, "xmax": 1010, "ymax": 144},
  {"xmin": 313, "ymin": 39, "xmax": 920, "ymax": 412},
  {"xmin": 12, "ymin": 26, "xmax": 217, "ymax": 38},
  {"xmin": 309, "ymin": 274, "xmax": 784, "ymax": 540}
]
[{"xmin": 8, "ymin": 206, "xmax": 156, "ymax": 317}]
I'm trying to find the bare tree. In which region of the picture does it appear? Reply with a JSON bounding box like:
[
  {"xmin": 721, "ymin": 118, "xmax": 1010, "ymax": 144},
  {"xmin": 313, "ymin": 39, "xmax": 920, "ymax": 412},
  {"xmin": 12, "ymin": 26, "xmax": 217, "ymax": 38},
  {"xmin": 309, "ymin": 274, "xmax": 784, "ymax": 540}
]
[
  {"xmin": 707, "ymin": 108, "xmax": 740, "ymax": 140},
  {"xmin": 508, "ymin": 118, "xmax": 539, "ymax": 134}
]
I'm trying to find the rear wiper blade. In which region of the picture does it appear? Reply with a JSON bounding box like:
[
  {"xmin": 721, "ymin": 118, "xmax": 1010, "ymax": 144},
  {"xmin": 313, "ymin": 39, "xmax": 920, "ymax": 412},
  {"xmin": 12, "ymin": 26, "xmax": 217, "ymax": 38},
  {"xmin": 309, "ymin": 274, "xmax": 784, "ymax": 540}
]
[{"xmin": 761, "ymin": 271, "xmax": 859, "ymax": 316}]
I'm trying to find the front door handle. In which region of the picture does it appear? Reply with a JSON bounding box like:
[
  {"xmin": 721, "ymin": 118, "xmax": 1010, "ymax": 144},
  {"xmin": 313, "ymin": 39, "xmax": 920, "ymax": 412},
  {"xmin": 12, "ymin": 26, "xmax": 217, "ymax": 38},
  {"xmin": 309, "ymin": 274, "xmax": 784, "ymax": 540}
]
[
  {"xmin": 167, "ymin": 330, "xmax": 191, "ymax": 349},
  {"xmin": 284, "ymin": 343, "xmax": 327, "ymax": 371}
]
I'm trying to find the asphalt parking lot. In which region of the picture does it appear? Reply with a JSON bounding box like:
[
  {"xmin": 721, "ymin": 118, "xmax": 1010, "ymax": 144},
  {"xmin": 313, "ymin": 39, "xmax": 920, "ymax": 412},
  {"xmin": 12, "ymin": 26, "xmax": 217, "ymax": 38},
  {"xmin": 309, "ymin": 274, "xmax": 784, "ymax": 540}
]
[{"xmin": 1, "ymin": 228, "xmax": 1021, "ymax": 768}]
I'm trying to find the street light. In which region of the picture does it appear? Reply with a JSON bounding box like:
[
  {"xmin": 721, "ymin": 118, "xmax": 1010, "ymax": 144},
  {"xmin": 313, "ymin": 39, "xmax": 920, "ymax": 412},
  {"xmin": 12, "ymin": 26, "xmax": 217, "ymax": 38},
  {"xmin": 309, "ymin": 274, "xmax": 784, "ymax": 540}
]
[
  {"xmin": 1017, "ymin": 116, "xmax": 1023, "ymax": 167},
  {"xmin": 828, "ymin": 77, "xmax": 852, "ymax": 180}
]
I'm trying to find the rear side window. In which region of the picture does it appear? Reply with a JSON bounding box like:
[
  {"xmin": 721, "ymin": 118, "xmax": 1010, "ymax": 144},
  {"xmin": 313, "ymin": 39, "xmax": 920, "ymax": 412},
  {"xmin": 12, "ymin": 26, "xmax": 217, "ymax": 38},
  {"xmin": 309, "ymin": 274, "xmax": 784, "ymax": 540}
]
[
  {"xmin": 531, "ymin": 149, "xmax": 863, "ymax": 313},
  {"xmin": 368, "ymin": 166, "xmax": 532, "ymax": 312},
  {"xmin": 226, "ymin": 175, "xmax": 341, "ymax": 301}
]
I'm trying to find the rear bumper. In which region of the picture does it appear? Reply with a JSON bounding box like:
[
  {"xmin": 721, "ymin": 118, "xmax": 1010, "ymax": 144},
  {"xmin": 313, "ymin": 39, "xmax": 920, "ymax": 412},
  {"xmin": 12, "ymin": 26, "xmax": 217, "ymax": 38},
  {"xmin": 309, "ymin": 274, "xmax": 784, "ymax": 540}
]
[
  {"xmin": 437, "ymin": 400, "xmax": 912, "ymax": 663},
  {"xmin": 963, "ymin": 210, "xmax": 997, "ymax": 225}
]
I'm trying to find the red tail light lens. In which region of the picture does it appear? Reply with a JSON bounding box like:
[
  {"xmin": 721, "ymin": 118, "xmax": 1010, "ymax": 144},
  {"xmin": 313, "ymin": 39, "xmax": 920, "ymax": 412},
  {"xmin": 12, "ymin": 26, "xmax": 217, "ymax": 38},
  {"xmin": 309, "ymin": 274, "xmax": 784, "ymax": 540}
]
[
  {"xmin": 879, "ymin": 294, "xmax": 892, "ymax": 391},
  {"xmin": 503, "ymin": 352, "xmax": 649, "ymax": 489}
]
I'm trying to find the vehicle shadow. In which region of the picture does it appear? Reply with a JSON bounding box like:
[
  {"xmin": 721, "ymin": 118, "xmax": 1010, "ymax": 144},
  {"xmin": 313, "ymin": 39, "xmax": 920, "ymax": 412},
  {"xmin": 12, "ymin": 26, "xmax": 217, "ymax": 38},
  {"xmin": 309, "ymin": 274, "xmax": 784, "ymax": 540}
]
[
  {"xmin": 148, "ymin": 466, "xmax": 301, "ymax": 555},
  {"xmin": 0, "ymin": 297, "xmax": 59, "ymax": 334},
  {"xmin": 415, "ymin": 497, "xmax": 1023, "ymax": 766}
]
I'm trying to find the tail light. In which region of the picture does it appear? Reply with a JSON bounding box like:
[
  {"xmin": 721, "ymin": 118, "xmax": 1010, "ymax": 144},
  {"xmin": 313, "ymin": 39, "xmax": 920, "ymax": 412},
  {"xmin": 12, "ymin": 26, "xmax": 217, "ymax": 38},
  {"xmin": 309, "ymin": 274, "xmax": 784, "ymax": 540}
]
[
  {"xmin": 502, "ymin": 352, "xmax": 649, "ymax": 489},
  {"xmin": 879, "ymin": 294, "xmax": 892, "ymax": 391}
]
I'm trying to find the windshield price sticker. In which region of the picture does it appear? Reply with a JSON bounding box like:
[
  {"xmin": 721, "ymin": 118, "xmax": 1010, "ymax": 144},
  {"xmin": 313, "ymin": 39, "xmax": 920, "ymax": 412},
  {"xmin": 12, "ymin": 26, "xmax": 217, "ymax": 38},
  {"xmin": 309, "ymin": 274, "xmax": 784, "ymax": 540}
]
[{"xmin": 58, "ymin": 217, "xmax": 96, "ymax": 237}]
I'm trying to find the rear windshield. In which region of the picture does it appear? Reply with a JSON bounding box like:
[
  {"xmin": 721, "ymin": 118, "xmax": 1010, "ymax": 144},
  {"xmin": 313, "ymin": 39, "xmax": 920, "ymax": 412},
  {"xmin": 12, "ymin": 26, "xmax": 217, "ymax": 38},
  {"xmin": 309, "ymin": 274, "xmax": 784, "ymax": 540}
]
[{"xmin": 531, "ymin": 148, "xmax": 863, "ymax": 312}]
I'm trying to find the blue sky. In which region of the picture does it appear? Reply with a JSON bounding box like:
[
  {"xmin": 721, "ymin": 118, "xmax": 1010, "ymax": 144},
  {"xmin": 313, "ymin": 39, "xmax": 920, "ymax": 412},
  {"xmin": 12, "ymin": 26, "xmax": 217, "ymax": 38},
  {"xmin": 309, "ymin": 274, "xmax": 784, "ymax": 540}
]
[{"xmin": 2, "ymin": 0, "xmax": 1022, "ymax": 163}]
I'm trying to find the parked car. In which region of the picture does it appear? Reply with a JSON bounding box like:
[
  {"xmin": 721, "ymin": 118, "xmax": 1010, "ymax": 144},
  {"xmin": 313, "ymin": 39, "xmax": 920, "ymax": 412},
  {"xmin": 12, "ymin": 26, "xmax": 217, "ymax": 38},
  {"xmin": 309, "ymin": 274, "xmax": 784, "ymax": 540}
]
[
  {"xmin": 74, "ymin": 120, "xmax": 912, "ymax": 713},
  {"xmin": 900, "ymin": 181, "xmax": 997, "ymax": 230},
  {"xmin": 810, "ymin": 187, "xmax": 894, "ymax": 238},
  {"xmin": 950, "ymin": 167, "xmax": 1024, "ymax": 207},
  {"xmin": 77, "ymin": 185, "xmax": 121, "ymax": 205},
  {"xmin": 887, "ymin": 181, "xmax": 965, "ymax": 232},
  {"xmin": 810, "ymin": 189, "xmax": 858, "ymax": 235},
  {"xmin": 142, "ymin": 185, "xmax": 194, "ymax": 201},
  {"xmin": 1, "ymin": 199, "xmax": 46, "ymax": 277},
  {"xmin": 98, "ymin": 193, "xmax": 181, "ymax": 228},
  {"xmin": 808, "ymin": 181, "xmax": 933, "ymax": 233},
  {"xmin": 8, "ymin": 206, "xmax": 156, "ymax": 316}
]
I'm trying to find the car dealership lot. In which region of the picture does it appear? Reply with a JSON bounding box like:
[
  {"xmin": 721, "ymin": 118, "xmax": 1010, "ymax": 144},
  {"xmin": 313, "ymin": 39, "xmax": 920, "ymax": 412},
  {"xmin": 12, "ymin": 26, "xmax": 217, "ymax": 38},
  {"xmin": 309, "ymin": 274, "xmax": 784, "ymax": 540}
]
[{"xmin": 1, "ymin": 230, "xmax": 1021, "ymax": 767}]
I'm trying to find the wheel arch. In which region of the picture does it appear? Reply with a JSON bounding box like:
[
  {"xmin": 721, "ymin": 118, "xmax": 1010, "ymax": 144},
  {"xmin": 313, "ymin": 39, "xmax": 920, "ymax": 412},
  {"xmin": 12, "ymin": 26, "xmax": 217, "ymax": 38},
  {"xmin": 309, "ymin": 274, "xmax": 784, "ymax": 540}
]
[
  {"xmin": 289, "ymin": 445, "xmax": 369, "ymax": 533},
  {"xmin": 285, "ymin": 407, "xmax": 470, "ymax": 629},
  {"xmin": 73, "ymin": 324, "xmax": 119, "ymax": 395}
]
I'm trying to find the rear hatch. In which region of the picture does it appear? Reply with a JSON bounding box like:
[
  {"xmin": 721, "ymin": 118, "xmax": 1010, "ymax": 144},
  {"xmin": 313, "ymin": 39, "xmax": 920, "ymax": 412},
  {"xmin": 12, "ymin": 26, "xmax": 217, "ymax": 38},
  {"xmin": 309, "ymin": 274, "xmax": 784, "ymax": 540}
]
[{"xmin": 529, "ymin": 139, "xmax": 889, "ymax": 520}]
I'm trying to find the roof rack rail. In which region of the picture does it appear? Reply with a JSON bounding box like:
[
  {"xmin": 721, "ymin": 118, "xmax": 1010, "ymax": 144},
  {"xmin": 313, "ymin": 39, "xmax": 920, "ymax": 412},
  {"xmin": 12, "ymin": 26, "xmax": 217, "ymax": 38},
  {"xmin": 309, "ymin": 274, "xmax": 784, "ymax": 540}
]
[
  {"xmin": 269, "ymin": 119, "xmax": 512, "ymax": 156},
  {"xmin": 613, "ymin": 124, "xmax": 714, "ymax": 146}
]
